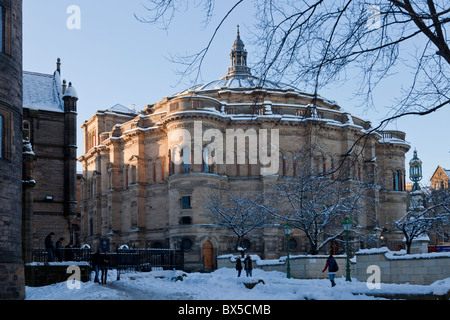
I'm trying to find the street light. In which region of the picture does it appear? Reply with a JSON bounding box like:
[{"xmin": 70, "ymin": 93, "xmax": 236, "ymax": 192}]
[
  {"xmin": 342, "ymin": 217, "xmax": 352, "ymax": 282},
  {"xmin": 283, "ymin": 223, "xmax": 293, "ymax": 279}
]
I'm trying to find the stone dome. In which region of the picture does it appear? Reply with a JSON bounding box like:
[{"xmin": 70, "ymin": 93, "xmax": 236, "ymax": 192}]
[{"xmin": 173, "ymin": 25, "xmax": 302, "ymax": 97}]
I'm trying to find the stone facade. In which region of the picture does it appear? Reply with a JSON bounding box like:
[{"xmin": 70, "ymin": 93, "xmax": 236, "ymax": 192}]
[
  {"xmin": 0, "ymin": 0, "xmax": 25, "ymax": 300},
  {"xmin": 430, "ymin": 165, "xmax": 449, "ymax": 190},
  {"xmin": 79, "ymin": 30, "xmax": 410, "ymax": 271},
  {"xmin": 22, "ymin": 62, "xmax": 80, "ymax": 251}
]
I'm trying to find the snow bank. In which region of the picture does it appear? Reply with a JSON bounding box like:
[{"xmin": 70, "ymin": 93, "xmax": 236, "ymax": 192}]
[{"xmin": 25, "ymin": 267, "xmax": 450, "ymax": 301}]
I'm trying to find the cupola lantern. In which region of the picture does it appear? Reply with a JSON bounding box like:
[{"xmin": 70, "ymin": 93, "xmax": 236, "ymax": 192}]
[{"xmin": 409, "ymin": 149, "xmax": 422, "ymax": 191}]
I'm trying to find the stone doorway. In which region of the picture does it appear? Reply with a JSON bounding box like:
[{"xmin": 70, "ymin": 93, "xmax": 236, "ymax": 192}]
[{"xmin": 202, "ymin": 241, "xmax": 214, "ymax": 269}]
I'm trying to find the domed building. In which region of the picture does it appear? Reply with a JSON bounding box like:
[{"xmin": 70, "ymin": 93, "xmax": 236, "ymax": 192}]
[{"xmin": 79, "ymin": 28, "xmax": 410, "ymax": 271}]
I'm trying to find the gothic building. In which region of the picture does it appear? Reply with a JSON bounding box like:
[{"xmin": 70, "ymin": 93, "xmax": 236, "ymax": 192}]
[
  {"xmin": 79, "ymin": 29, "xmax": 410, "ymax": 271},
  {"xmin": 430, "ymin": 166, "xmax": 450, "ymax": 190},
  {"xmin": 0, "ymin": 0, "xmax": 25, "ymax": 299},
  {"xmin": 22, "ymin": 59, "xmax": 79, "ymax": 253}
]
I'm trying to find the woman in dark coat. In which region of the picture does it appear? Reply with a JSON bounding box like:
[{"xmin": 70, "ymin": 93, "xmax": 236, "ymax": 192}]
[
  {"xmin": 235, "ymin": 257, "xmax": 243, "ymax": 277},
  {"xmin": 244, "ymin": 255, "xmax": 253, "ymax": 277},
  {"xmin": 322, "ymin": 255, "xmax": 339, "ymax": 287},
  {"xmin": 101, "ymin": 251, "xmax": 110, "ymax": 285}
]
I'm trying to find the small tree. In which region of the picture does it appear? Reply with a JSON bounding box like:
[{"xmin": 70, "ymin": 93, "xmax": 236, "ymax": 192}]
[
  {"xmin": 203, "ymin": 189, "xmax": 268, "ymax": 251},
  {"xmin": 395, "ymin": 188, "xmax": 450, "ymax": 253}
]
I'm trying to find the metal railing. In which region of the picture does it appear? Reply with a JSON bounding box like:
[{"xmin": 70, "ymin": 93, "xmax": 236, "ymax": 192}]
[
  {"xmin": 32, "ymin": 247, "xmax": 91, "ymax": 263},
  {"xmin": 32, "ymin": 248, "xmax": 184, "ymax": 273}
]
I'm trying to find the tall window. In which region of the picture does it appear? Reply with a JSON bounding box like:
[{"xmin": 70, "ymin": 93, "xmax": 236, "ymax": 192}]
[
  {"xmin": 0, "ymin": 4, "xmax": 4, "ymax": 53},
  {"xmin": 394, "ymin": 170, "xmax": 403, "ymax": 191},
  {"xmin": 181, "ymin": 196, "xmax": 192, "ymax": 209},
  {"xmin": 203, "ymin": 147, "xmax": 210, "ymax": 173},
  {"xmin": 181, "ymin": 146, "xmax": 190, "ymax": 173}
]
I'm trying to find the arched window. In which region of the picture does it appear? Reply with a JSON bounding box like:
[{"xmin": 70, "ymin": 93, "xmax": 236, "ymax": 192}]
[
  {"xmin": 168, "ymin": 151, "xmax": 174, "ymax": 176},
  {"xmin": 281, "ymin": 154, "xmax": 286, "ymax": 176},
  {"xmin": 393, "ymin": 170, "xmax": 403, "ymax": 191},
  {"xmin": 203, "ymin": 147, "xmax": 210, "ymax": 173},
  {"xmin": 22, "ymin": 120, "xmax": 30, "ymax": 140},
  {"xmin": 182, "ymin": 146, "xmax": 190, "ymax": 173}
]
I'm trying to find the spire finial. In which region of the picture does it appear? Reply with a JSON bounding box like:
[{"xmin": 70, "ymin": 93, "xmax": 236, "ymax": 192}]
[{"xmin": 226, "ymin": 25, "xmax": 251, "ymax": 78}]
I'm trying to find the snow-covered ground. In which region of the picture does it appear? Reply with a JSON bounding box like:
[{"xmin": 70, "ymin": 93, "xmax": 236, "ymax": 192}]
[{"xmin": 25, "ymin": 267, "xmax": 450, "ymax": 300}]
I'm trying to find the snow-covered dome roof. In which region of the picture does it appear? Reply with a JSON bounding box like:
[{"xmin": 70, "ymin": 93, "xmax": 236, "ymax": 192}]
[
  {"xmin": 175, "ymin": 76, "xmax": 299, "ymax": 96},
  {"xmin": 173, "ymin": 25, "xmax": 301, "ymax": 97}
]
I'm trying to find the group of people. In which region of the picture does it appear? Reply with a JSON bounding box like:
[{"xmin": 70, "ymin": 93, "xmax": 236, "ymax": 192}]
[
  {"xmin": 45, "ymin": 232, "xmax": 110, "ymax": 285},
  {"xmin": 235, "ymin": 255, "xmax": 253, "ymax": 277},
  {"xmin": 44, "ymin": 232, "xmax": 75, "ymax": 262},
  {"xmin": 46, "ymin": 231, "xmax": 339, "ymax": 287},
  {"xmin": 235, "ymin": 253, "xmax": 340, "ymax": 287},
  {"xmin": 92, "ymin": 249, "xmax": 110, "ymax": 285}
]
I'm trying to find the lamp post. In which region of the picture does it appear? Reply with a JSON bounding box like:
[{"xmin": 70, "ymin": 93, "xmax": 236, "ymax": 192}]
[
  {"xmin": 283, "ymin": 223, "xmax": 293, "ymax": 279},
  {"xmin": 342, "ymin": 217, "xmax": 352, "ymax": 282}
]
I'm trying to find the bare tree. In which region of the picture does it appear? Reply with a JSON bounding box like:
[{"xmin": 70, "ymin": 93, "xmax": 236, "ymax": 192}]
[
  {"xmin": 394, "ymin": 188, "xmax": 450, "ymax": 253},
  {"xmin": 137, "ymin": 0, "xmax": 450, "ymax": 126},
  {"xmin": 260, "ymin": 147, "xmax": 377, "ymax": 254},
  {"xmin": 203, "ymin": 189, "xmax": 268, "ymax": 251}
]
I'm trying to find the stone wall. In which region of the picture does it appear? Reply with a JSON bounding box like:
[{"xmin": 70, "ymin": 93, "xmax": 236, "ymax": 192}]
[
  {"xmin": 218, "ymin": 248, "xmax": 450, "ymax": 286},
  {"xmin": 218, "ymin": 254, "xmax": 348, "ymax": 279},
  {"xmin": 0, "ymin": 0, "xmax": 25, "ymax": 300},
  {"xmin": 25, "ymin": 262, "xmax": 90, "ymax": 287},
  {"xmin": 23, "ymin": 107, "xmax": 77, "ymax": 248},
  {"xmin": 353, "ymin": 248, "xmax": 450, "ymax": 285}
]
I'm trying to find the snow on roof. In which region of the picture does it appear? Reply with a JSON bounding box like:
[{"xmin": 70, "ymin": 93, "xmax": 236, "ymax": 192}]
[
  {"xmin": 109, "ymin": 103, "xmax": 134, "ymax": 113},
  {"xmin": 63, "ymin": 82, "xmax": 78, "ymax": 99},
  {"xmin": 23, "ymin": 71, "xmax": 64, "ymax": 112},
  {"xmin": 174, "ymin": 75, "xmax": 301, "ymax": 96}
]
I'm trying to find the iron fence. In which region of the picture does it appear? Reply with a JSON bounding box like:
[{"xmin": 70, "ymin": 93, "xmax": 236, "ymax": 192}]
[
  {"xmin": 31, "ymin": 248, "xmax": 184, "ymax": 273},
  {"xmin": 32, "ymin": 247, "xmax": 91, "ymax": 263}
]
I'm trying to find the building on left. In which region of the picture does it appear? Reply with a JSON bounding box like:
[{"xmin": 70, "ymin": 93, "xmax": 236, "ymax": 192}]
[
  {"xmin": 0, "ymin": 0, "xmax": 25, "ymax": 300},
  {"xmin": 22, "ymin": 59, "xmax": 80, "ymax": 255}
]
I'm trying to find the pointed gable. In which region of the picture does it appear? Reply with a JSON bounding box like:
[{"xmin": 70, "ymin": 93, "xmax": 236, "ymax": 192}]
[{"xmin": 430, "ymin": 165, "xmax": 450, "ymax": 190}]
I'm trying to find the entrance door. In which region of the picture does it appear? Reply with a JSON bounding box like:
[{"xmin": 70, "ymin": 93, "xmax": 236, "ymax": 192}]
[{"xmin": 202, "ymin": 241, "xmax": 214, "ymax": 269}]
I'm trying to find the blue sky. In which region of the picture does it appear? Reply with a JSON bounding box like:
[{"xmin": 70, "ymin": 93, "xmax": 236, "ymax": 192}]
[{"xmin": 23, "ymin": 0, "xmax": 450, "ymax": 184}]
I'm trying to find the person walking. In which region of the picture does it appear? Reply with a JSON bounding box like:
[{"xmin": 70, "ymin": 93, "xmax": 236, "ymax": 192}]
[
  {"xmin": 44, "ymin": 232, "xmax": 55, "ymax": 262},
  {"xmin": 92, "ymin": 249, "xmax": 101, "ymax": 283},
  {"xmin": 235, "ymin": 257, "xmax": 243, "ymax": 277},
  {"xmin": 55, "ymin": 237, "xmax": 65, "ymax": 262},
  {"xmin": 244, "ymin": 255, "xmax": 253, "ymax": 277},
  {"xmin": 322, "ymin": 255, "xmax": 339, "ymax": 287},
  {"xmin": 101, "ymin": 251, "xmax": 110, "ymax": 285}
]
